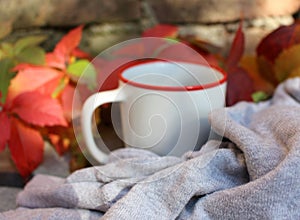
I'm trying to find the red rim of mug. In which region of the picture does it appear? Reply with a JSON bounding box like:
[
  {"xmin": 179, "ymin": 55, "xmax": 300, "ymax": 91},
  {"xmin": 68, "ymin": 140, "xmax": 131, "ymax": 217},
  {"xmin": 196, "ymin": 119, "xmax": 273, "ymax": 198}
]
[{"xmin": 116, "ymin": 58, "xmax": 227, "ymax": 91}]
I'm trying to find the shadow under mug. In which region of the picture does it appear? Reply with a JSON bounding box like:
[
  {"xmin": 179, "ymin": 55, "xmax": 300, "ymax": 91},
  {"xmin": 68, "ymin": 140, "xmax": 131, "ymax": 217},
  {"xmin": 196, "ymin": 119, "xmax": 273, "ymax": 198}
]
[{"xmin": 81, "ymin": 59, "xmax": 227, "ymax": 163}]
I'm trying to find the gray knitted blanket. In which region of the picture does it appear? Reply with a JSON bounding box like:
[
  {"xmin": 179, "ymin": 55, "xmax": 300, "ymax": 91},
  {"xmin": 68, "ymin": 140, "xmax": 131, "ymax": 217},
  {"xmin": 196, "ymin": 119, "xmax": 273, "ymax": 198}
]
[{"xmin": 1, "ymin": 78, "xmax": 300, "ymax": 220}]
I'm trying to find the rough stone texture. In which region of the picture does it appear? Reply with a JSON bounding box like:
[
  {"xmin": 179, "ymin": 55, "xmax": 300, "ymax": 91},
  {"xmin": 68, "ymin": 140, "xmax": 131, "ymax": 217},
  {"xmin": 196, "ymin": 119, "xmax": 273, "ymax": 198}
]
[
  {"xmin": 0, "ymin": 187, "xmax": 21, "ymax": 211},
  {"xmin": 1, "ymin": 21, "xmax": 141, "ymax": 55},
  {"xmin": 82, "ymin": 23, "xmax": 141, "ymax": 56},
  {"xmin": 226, "ymin": 15, "xmax": 294, "ymax": 54},
  {"xmin": 0, "ymin": 0, "xmax": 140, "ymax": 38},
  {"xmin": 179, "ymin": 24, "xmax": 228, "ymax": 48},
  {"xmin": 1, "ymin": 28, "xmax": 66, "ymax": 52},
  {"xmin": 0, "ymin": 143, "xmax": 69, "ymax": 186},
  {"xmin": 178, "ymin": 15, "xmax": 294, "ymax": 55},
  {"xmin": 0, "ymin": 0, "xmax": 299, "ymax": 55},
  {"xmin": 33, "ymin": 143, "xmax": 70, "ymax": 178},
  {"xmin": 147, "ymin": 0, "xmax": 300, "ymax": 23},
  {"xmin": 0, "ymin": 150, "xmax": 17, "ymax": 174}
]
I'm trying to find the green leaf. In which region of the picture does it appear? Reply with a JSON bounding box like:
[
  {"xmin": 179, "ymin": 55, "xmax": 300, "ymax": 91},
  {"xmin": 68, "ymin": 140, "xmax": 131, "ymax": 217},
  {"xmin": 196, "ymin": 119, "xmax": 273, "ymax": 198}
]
[
  {"xmin": 14, "ymin": 35, "xmax": 47, "ymax": 55},
  {"xmin": 251, "ymin": 91, "xmax": 269, "ymax": 103},
  {"xmin": 67, "ymin": 59, "xmax": 90, "ymax": 77},
  {"xmin": 1, "ymin": 42, "xmax": 14, "ymax": 58},
  {"xmin": 15, "ymin": 46, "xmax": 45, "ymax": 65},
  {"xmin": 67, "ymin": 59, "xmax": 97, "ymax": 90},
  {"xmin": 165, "ymin": 37, "xmax": 179, "ymax": 43},
  {"xmin": 0, "ymin": 49, "xmax": 4, "ymax": 60},
  {"xmin": 0, "ymin": 58, "xmax": 16, "ymax": 104}
]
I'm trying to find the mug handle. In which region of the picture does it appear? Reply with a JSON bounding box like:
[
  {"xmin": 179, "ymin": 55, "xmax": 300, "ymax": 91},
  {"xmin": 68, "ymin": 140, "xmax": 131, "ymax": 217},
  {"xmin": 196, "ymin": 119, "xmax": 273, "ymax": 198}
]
[{"xmin": 81, "ymin": 87, "xmax": 123, "ymax": 164}]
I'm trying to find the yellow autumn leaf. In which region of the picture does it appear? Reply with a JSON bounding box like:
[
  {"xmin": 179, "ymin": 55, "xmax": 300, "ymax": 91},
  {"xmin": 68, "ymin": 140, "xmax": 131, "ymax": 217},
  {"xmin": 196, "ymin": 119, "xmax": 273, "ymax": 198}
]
[
  {"xmin": 274, "ymin": 44, "xmax": 300, "ymax": 82},
  {"xmin": 289, "ymin": 66, "xmax": 300, "ymax": 78},
  {"xmin": 256, "ymin": 56, "xmax": 277, "ymax": 85},
  {"xmin": 240, "ymin": 55, "xmax": 274, "ymax": 93}
]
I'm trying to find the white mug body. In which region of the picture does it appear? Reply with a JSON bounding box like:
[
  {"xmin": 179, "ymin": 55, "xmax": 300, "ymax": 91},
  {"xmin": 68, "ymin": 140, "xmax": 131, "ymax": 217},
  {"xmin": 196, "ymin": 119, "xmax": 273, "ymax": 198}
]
[
  {"xmin": 116, "ymin": 80, "xmax": 226, "ymax": 156},
  {"xmin": 81, "ymin": 60, "xmax": 227, "ymax": 163}
]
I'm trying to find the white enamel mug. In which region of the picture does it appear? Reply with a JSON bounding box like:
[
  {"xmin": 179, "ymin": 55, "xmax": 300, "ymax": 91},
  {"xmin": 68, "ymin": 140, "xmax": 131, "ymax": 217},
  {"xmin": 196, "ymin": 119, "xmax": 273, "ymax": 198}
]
[{"xmin": 81, "ymin": 59, "xmax": 227, "ymax": 163}]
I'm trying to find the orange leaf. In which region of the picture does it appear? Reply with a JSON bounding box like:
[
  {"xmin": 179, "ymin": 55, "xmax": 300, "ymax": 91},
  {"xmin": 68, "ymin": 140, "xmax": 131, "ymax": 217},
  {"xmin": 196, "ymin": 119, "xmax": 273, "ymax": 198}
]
[
  {"xmin": 289, "ymin": 66, "xmax": 300, "ymax": 78},
  {"xmin": 0, "ymin": 111, "xmax": 10, "ymax": 152},
  {"xmin": 49, "ymin": 133, "xmax": 70, "ymax": 155},
  {"xmin": 11, "ymin": 91, "xmax": 67, "ymax": 127},
  {"xmin": 45, "ymin": 125, "xmax": 75, "ymax": 156},
  {"xmin": 8, "ymin": 118, "xmax": 44, "ymax": 178},
  {"xmin": 8, "ymin": 66, "xmax": 63, "ymax": 101},
  {"xmin": 240, "ymin": 55, "xmax": 274, "ymax": 93},
  {"xmin": 256, "ymin": 55, "xmax": 277, "ymax": 85}
]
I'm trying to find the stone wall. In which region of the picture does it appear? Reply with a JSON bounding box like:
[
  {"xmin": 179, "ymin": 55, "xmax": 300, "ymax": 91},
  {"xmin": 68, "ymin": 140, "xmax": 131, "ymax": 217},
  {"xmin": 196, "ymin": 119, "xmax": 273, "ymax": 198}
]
[
  {"xmin": 0, "ymin": 0, "xmax": 300, "ymax": 185},
  {"xmin": 1, "ymin": 0, "xmax": 300, "ymax": 55}
]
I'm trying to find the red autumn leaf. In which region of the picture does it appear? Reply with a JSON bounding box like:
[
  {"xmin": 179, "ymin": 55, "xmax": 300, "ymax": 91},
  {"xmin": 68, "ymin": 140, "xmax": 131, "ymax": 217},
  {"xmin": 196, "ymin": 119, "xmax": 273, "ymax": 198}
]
[
  {"xmin": 8, "ymin": 66, "xmax": 63, "ymax": 101},
  {"xmin": 256, "ymin": 21, "xmax": 300, "ymax": 63},
  {"xmin": 45, "ymin": 52, "xmax": 66, "ymax": 69},
  {"xmin": 55, "ymin": 25, "xmax": 83, "ymax": 54},
  {"xmin": 256, "ymin": 22, "xmax": 300, "ymax": 85},
  {"xmin": 71, "ymin": 48, "xmax": 92, "ymax": 60},
  {"xmin": 11, "ymin": 91, "xmax": 67, "ymax": 127},
  {"xmin": 0, "ymin": 112, "xmax": 10, "ymax": 152},
  {"xmin": 222, "ymin": 23, "xmax": 255, "ymax": 106},
  {"xmin": 72, "ymin": 83, "xmax": 94, "ymax": 110},
  {"xmin": 226, "ymin": 66, "xmax": 254, "ymax": 106},
  {"xmin": 61, "ymin": 84, "xmax": 74, "ymax": 121},
  {"xmin": 45, "ymin": 26, "xmax": 84, "ymax": 69},
  {"xmin": 225, "ymin": 22, "xmax": 245, "ymax": 71},
  {"xmin": 157, "ymin": 42, "xmax": 216, "ymax": 65},
  {"xmin": 60, "ymin": 84, "xmax": 83, "ymax": 121},
  {"xmin": 94, "ymin": 57, "xmax": 131, "ymax": 91},
  {"xmin": 8, "ymin": 118, "xmax": 44, "ymax": 177},
  {"xmin": 200, "ymin": 53, "xmax": 221, "ymax": 67},
  {"xmin": 112, "ymin": 42, "xmax": 146, "ymax": 58},
  {"xmin": 142, "ymin": 24, "xmax": 178, "ymax": 38},
  {"xmin": 112, "ymin": 38, "xmax": 171, "ymax": 59},
  {"xmin": 54, "ymin": 26, "xmax": 83, "ymax": 64},
  {"xmin": 12, "ymin": 63, "xmax": 36, "ymax": 72},
  {"xmin": 37, "ymin": 74, "xmax": 66, "ymax": 97}
]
